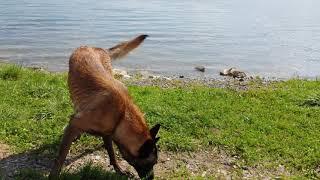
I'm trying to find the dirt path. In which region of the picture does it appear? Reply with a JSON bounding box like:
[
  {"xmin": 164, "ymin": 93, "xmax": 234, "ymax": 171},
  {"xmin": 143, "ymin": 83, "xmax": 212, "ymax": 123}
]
[
  {"xmin": 64, "ymin": 148, "xmax": 238, "ymax": 179},
  {"xmin": 0, "ymin": 143, "xmax": 291, "ymax": 179}
]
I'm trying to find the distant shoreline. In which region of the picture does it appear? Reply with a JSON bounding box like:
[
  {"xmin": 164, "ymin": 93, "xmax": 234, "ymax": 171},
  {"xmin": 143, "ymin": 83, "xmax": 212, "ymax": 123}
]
[
  {"xmin": 0, "ymin": 61, "xmax": 313, "ymax": 93},
  {"xmin": 0, "ymin": 60, "xmax": 318, "ymax": 84}
]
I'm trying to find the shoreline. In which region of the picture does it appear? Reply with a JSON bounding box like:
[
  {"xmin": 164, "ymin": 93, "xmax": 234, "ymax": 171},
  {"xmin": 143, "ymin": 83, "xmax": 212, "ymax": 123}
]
[
  {"xmin": 24, "ymin": 63, "xmax": 317, "ymax": 91},
  {"xmin": 22, "ymin": 63, "xmax": 282, "ymax": 90},
  {"xmin": 1, "ymin": 60, "xmax": 319, "ymax": 82},
  {"xmin": 0, "ymin": 61, "xmax": 318, "ymax": 92}
]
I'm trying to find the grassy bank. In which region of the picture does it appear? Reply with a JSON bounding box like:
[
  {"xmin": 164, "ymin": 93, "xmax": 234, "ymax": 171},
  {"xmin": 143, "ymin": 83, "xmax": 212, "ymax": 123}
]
[{"xmin": 0, "ymin": 64, "xmax": 319, "ymax": 178}]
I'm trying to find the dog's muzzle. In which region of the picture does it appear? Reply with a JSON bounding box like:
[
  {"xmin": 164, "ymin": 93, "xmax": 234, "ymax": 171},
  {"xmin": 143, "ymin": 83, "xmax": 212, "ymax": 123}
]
[{"xmin": 143, "ymin": 169, "xmax": 154, "ymax": 180}]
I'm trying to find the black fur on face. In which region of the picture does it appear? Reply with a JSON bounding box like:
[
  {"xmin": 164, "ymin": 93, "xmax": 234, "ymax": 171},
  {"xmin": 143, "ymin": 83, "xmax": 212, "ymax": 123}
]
[{"xmin": 119, "ymin": 124, "xmax": 161, "ymax": 179}]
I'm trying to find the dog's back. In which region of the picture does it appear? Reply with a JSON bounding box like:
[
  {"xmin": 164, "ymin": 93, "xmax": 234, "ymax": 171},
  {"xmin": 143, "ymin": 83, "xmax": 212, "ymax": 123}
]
[
  {"xmin": 68, "ymin": 35, "xmax": 148, "ymax": 112},
  {"xmin": 68, "ymin": 46, "xmax": 118, "ymax": 112}
]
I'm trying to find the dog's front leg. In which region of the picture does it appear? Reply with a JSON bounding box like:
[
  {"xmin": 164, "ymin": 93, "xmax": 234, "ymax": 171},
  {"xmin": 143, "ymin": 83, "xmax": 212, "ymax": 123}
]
[
  {"xmin": 49, "ymin": 124, "xmax": 82, "ymax": 179},
  {"xmin": 103, "ymin": 136, "xmax": 134, "ymax": 177}
]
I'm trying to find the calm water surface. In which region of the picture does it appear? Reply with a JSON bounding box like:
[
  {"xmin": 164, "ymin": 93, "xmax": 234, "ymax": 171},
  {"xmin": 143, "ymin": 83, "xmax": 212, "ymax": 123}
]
[{"xmin": 1, "ymin": 0, "xmax": 320, "ymax": 78}]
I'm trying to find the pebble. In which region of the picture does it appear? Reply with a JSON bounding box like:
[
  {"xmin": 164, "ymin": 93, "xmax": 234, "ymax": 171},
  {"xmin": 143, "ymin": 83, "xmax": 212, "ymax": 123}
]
[
  {"xmin": 123, "ymin": 75, "xmax": 131, "ymax": 79},
  {"xmin": 220, "ymin": 67, "xmax": 246, "ymax": 78},
  {"xmin": 29, "ymin": 66, "xmax": 46, "ymax": 71},
  {"xmin": 195, "ymin": 66, "xmax": 205, "ymax": 72},
  {"xmin": 94, "ymin": 155, "xmax": 101, "ymax": 160},
  {"xmin": 278, "ymin": 164, "xmax": 285, "ymax": 172},
  {"xmin": 242, "ymin": 166, "xmax": 249, "ymax": 170}
]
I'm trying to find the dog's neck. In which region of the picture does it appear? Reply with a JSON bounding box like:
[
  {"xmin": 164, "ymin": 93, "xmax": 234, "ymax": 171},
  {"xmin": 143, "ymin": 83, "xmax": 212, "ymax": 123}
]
[{"xmin": 112, "ymin": 103, "xmax": 150, "ymax": 157}]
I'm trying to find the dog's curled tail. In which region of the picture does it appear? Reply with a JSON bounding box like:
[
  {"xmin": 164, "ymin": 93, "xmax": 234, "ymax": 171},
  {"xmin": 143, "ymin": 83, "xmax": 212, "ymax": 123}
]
[{"xmin": 108, "ymin": 34, "xmax": 148, "ymax": 60}]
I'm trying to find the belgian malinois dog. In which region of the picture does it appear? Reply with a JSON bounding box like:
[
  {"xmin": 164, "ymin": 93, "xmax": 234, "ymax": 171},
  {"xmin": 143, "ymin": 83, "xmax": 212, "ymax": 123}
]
[{"xmin": 49, "ymin": 35, "xmax": 160, "ymax": 180}]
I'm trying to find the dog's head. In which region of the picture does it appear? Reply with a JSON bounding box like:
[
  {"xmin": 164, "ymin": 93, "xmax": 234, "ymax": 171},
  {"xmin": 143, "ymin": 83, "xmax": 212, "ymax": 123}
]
[{"xmin": 119, "ymin": 124, "xmax": 160, "ymax": 180}]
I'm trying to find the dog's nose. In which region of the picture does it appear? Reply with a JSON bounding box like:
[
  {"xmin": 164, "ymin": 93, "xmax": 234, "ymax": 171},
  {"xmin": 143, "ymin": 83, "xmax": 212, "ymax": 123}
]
[{"xmin": 146, "ymin": 173, "xmax": 154, "ymax": 180}]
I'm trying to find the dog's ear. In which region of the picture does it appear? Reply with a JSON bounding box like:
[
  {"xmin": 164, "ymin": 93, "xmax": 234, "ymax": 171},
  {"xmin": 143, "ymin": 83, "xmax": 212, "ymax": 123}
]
[
  {"xmin": 150, "ymin": 124, "xmax": 160, "ymax": 139},
  {"xmin": 138, "ymin": 139, "xmax": 154, "ymax": 158}
]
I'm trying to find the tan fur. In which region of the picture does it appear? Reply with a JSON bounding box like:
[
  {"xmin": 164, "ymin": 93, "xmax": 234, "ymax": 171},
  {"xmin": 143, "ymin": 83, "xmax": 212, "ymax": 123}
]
[
  {"xmin": 49, "ymin": 35, "xmax": 157, "ymax": 179},
  {"xmin": 68, "ymin": 36, "xmax": 150, "ymax": 155},
  {"xmin": 109, "ymin": 35, "xmax": 149, "ymax": 60}
]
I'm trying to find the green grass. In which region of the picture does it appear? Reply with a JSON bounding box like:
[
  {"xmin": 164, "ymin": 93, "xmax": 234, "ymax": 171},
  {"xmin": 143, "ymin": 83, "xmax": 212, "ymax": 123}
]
[
  {"xmin": 0, "ymin": 64, "xmax": 320, "ymax": 178},
  {"xmin": 13, "ymin": 164, "xmax": 209, "ymax": 180}
]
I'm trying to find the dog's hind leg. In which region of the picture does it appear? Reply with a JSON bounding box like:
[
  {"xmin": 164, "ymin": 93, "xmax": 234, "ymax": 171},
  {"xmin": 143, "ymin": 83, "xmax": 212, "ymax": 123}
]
[{"xmin": 49, "ymin": 122, "xmax": 83, "ymax": 179}]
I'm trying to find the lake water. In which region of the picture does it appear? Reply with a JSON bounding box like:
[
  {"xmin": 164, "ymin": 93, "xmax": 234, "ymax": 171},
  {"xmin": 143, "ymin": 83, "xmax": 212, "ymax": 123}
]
[{"xmin": 1, "ymin": 0, "xmax": 320, "ymax": 78}]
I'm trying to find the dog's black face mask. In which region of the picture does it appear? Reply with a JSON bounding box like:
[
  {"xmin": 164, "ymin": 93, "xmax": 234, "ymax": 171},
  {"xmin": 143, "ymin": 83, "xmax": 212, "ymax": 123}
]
[
  {"xmin": 134, "ymin": 137, "xmax": 159, "ymax": 180},
  {"xmin": 119, "ymin": 124, "xmax": 160, "ymax": 179}
]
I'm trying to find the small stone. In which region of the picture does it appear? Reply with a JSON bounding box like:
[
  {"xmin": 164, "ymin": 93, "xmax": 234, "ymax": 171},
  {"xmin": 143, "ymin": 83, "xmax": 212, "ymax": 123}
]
[
  {"xmin": 220, "ymin": 67, "xmax": 246, "ymax": 78},
  {"xmin": 195, "ymin": 66, "xmax": 205, "ymax": 72},
  {"xmin": 201, "ymin": 171, "xmax": 207, "ymax": 177},
  {"xmin": 113, "ymin": 69, "xmax": 129, "ymax": 79},
  {"xmin": 242, "ymin": 166, "xmax": 249, "ymax": 170},
  {"xmin": 29, "ymin": 66, "xmax": 45, "ymax": 71},
  {"xmin": 278, "ymin": 164, "xmax": 285, "ymax": 172},
  {"xmin": 166, "ymin": 158, "xmax": 170, "ymax": 161},
  {"xmin": 239, "ymin": 78, "xmax": 244, "ymax": 82},
  {"xmin": 94, "ymin": 155, "xmax": 101, "ymax": 160},
  {"xmin": 220, "ymin": 68, "xmax": 230, "ymax": 76},
  {"xmin": 179, "ymin": 75, "xmax": 184, "ymax": 78},
  {"xmin": 123, "ymin": 75, "xmax": 131, "ymax": 79},
  {"xmin": 219, "ymin": 169, "xmax": 227, "ymax": 175}
]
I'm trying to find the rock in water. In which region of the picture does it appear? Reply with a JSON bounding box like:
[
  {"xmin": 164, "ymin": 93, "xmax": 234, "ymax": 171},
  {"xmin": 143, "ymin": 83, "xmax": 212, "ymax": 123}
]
[
  {"xmin": 220, "ymin": 67, "xmax": 246, "ymax": 78},
  {"xmin": 230, "ymin": 68, "xmax": 246, "ymax": 78},
  {"xmin": 220, "ymin": 68, "xmax": 231, "ymax": 76},
  {"xmin": 195, "ymin": 66, "xmax": 205, "ymax": 72}
]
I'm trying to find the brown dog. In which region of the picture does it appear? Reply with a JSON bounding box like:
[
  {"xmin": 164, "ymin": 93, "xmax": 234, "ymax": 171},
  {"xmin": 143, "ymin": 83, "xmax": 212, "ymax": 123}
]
[{"xmin": 49, "ymin": 35, "xmax": 160, "ymax": 180}]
